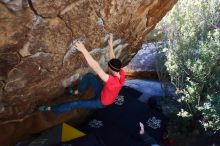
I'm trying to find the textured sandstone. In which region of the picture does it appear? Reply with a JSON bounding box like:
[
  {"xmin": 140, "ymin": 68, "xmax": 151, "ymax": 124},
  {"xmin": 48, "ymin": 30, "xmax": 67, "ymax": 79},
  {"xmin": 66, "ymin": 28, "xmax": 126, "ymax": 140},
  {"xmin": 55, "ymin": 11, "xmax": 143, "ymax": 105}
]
[{"xmin": 0, "ymin": 0, "xmax": 176, "ymax": 145}]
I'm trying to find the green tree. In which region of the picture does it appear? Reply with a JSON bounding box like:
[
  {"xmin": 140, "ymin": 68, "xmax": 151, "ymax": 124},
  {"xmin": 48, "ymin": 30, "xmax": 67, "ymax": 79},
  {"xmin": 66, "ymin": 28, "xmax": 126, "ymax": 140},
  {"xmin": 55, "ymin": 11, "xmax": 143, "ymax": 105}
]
[{"xmin": 157, "ymin": 0, "xmax": 220, "ymax": 132}]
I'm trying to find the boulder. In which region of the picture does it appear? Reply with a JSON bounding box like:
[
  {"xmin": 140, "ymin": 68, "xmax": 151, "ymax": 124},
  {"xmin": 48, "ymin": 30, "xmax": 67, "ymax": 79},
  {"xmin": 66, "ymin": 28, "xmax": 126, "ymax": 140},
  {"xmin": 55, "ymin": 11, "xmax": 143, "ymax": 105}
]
[{"xmin": 0, "ymin": 0, "xmax": 176, "ymax": 145}]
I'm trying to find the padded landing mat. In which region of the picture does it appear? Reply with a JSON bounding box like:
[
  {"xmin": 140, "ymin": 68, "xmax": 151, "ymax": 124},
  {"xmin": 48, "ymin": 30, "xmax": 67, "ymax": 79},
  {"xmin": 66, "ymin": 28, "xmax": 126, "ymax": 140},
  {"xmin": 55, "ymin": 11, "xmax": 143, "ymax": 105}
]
[
  {"xmin": 25, "ymin": 123, "xmax": 85, "ymax": 146},
  {"xmin": 58, "ymin": 86, "xmax": 168, "ymax": 146}
]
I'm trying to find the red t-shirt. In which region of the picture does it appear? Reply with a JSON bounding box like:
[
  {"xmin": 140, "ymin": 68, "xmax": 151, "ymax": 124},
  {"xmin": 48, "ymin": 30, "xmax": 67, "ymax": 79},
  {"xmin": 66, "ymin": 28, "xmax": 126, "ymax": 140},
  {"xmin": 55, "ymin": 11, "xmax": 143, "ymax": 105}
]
[{"xmin": 101, "ymin": 69, "xmax": 125, "ymax": 105}]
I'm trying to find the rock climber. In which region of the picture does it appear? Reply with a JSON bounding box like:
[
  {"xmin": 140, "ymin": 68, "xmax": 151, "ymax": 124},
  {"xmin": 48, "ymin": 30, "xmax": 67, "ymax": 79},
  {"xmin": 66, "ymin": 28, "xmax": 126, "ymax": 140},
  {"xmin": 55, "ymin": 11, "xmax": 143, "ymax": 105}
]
[{"xmin": 37, "ymin": 34, "xmax": 126, "ymax": 114}]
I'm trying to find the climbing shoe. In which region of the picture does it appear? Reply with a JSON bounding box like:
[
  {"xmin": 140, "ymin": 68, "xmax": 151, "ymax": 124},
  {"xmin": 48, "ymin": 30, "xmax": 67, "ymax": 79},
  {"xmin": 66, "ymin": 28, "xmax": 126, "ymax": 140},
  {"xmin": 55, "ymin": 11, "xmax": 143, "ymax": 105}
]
[
  {"xmin": 69, "ymin": 84, "xmax": 75, "ymax": 95},
  {"xmin": 37, "ymin": 105, "xmax": 50, "ymax": 112},
  {"xmin": 66, "ymin": 84, "xmax": 76, "ymax": 96}
]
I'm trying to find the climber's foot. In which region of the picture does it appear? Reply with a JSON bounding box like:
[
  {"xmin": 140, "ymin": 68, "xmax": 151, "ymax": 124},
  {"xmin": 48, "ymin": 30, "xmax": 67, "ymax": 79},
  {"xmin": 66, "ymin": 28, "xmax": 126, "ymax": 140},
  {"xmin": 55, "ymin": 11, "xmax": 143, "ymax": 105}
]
[
  {"xmin": 37, "ymin": 105, "xmax": 51, "ymax": 112},
  {"xmin": 66, "ymin": 85, "xmax": 79, "ymax": 96}
]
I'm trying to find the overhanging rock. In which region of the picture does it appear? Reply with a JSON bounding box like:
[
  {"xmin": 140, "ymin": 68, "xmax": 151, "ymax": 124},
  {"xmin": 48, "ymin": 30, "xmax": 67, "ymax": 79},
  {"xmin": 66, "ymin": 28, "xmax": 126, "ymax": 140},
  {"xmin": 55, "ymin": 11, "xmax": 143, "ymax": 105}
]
[{"xmin": 0, "ymin": 0, "xmax": 176, "ymax": 145}]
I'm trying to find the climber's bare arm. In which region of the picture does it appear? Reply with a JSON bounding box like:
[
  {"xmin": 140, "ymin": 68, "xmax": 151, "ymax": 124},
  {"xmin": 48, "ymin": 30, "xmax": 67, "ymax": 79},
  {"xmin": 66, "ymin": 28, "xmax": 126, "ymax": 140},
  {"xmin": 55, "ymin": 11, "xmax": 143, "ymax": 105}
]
[
  {"xmin": 74, "ymin": 41, "xmax": 109, "ymax": 82},
  {"xmin": 108, "ymin": 34, "xmax": 115, "ymax": 59}
]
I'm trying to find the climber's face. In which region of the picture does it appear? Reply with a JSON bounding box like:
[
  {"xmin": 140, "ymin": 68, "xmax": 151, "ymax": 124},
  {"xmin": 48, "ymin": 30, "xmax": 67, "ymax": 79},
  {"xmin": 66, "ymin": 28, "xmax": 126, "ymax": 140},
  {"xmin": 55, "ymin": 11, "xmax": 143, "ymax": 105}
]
[
  {"xmin": 108, "ymin": 67, "xmax": 113, "ymax": 75},
  {"xmin": 108, "ymin": 67, "xmax": 116, "ymax": 75}
]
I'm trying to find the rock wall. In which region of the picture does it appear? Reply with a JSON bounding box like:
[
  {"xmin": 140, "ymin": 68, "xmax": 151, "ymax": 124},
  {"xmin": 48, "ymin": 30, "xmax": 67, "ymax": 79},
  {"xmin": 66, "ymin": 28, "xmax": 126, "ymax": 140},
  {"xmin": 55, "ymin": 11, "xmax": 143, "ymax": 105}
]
[{"xmin": 0, "ymin": 0, "xmax": 176, "ymax": 145}]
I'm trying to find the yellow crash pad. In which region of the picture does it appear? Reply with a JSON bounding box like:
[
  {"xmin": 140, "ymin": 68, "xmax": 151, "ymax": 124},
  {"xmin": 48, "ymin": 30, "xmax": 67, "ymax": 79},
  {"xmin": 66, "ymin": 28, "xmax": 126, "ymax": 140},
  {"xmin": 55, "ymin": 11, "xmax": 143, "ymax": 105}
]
[{"xmin": 61, "ymin": 123, "xmax": 86, "ymax": 142}]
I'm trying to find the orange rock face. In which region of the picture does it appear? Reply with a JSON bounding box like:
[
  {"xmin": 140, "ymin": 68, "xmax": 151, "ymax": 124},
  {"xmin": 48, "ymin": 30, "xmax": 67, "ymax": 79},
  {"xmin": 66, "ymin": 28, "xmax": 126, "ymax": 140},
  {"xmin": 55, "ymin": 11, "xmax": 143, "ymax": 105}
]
[{"xmin": 0, "ymin": 0, "xmax": 176, "ymax": 145}]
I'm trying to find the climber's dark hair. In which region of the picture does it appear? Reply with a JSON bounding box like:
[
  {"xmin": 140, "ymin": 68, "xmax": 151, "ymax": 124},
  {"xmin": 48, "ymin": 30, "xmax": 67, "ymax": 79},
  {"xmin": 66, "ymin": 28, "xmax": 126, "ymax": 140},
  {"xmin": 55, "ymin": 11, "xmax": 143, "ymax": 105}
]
[{"xmin": 108, "ymin": 58, "xmax": 122, "ymax": 72}]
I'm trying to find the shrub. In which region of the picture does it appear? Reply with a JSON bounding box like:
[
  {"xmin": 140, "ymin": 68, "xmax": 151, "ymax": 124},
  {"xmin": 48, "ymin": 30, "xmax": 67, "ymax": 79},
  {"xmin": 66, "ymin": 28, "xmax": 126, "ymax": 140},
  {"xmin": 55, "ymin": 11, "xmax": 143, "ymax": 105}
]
[{"xmin": 156, "ymin": 0, "xmax": 220, "ymax": 133}]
